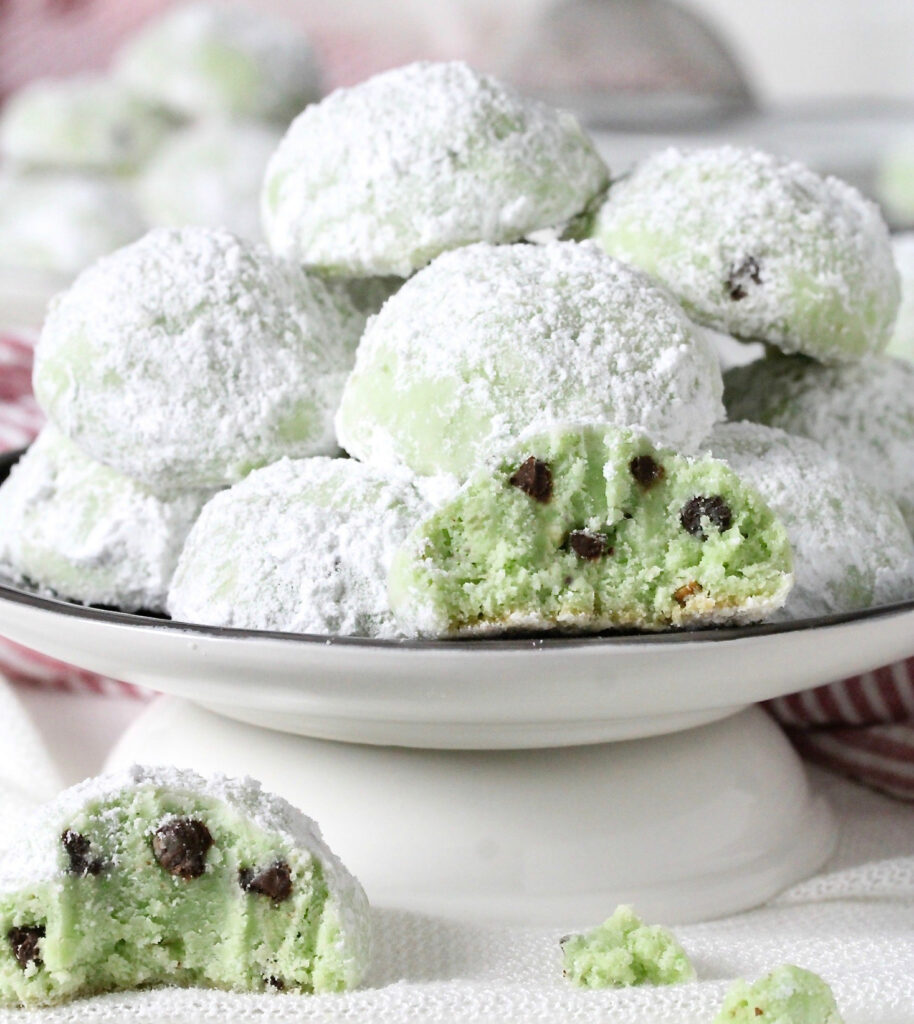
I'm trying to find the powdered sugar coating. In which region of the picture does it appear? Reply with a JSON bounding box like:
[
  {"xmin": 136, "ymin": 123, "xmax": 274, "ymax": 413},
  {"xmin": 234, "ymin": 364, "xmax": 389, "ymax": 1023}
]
[
  {"xmin": 708, "ymin": 422, "xmax": 914, "ymax": 619},
  {"xmin": 0, "ymin": 764, "xmax": 369, "ymax": 988},
  {"xmin": 137, "ymin": 119, "xmax": 283, "ymax": 242},
  {"xmin": 0, "ymin": 427, "xmax": 207, "ymax": 611},
  {"xmin": 590, "ymin": 146, "xmax": 899, "ymax": 362},
  {"xmin": 114, "ymin": 2, "xmax": 322, "ymax": 123},
  {"xmin": 888, "ymin": 233, "xmax": 914, "ymax": 362},
  {"xmin": 34, "ymin": 227, "xmax": 364, "ymax": 493},
  {"xmin": 724, "ymin": 353, "xmax": 914, "ymax": 533},
  {"xmin": 336, "ymin": 241, "xmax": 724, "ymax": 481},
  {"xmin": 0, "ymin": 75, "xmax": 173, "ymax": 174},
  {"xmin": 168, "ymin": 457, "xmax": 430, "ymax": 637},
  {"xmin": 263, "ymin": 61, "xmax": 609, "ymax": 278},
  {"xmin": 0, "ymin": 172, "xmax": 145, "ymax": 276}
]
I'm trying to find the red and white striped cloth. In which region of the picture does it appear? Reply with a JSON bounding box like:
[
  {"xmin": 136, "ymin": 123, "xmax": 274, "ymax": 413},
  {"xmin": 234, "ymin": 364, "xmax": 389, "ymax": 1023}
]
[{"xmin": 1, "ymin": 331, "xmax": 913, "ymax": 796}]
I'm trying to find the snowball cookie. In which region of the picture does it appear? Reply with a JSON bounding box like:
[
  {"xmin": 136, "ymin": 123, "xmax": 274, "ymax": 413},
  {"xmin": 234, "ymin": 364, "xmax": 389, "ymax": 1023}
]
[
  {"xmin": 0, "ymin": 172, "xmax": 145, "ymax": 277},
  {"xmin": 169, "ymin": 457, "xmax": 430, "ymax": 637},
  {"xmin": 724, "ymin": 353, "xmax": 914, "ymax": 533},
  {"xmin": 887, "ymin": 233, "xmax": 914, "ymax": 362},
  {"xmin": 875, "ymin": 135, "xmax": 914, "ymax": 226},
  {"xmin": 0, "ymin": 76, "xmax": 173, "ymax": 174},
  {"xmin": 388, "ymin": 423, "xmax": 793, "ymax": 637},
  {"xmin": 0, "ymin": 765, "xmax": 369, "ymax": 1006},
  {"xmin": 713, "ymin": 965, "xmax": 843, "ymax": 1024},
  {"xmin": 561, "ymin": 905, "xmax": 695, "ymax": 989},
  {"xmin": 0, "ymin": 427, "xmax": 207, "ymax": 612},
  {"xmin": 708, "ymin": 422, "xmax": 914, "ymax": 619},
  {"xmin": 336, "ymin": 242, "xmax": 724, "ymax": 482},
  {"xmin": 263, "ymin": 61, "xmax": 610, "ymax": 278},
  {"xmin": 137, "ymin": 119, "xmax": 282, "ymax": 241},
  {"xmin": 588, "ymin": 146, "xmax": 899, "ymax": 362},
  {"xmin": 34, "ymin": 227, "xmax": 365, "ymax": 494},
  {"xmin": 115, "ymin": 2, "xmax": 322, "ymax": 123}
]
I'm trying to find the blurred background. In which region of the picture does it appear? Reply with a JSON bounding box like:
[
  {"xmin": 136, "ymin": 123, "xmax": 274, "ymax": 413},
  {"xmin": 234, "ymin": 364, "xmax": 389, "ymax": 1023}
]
[{"xmin": 3, "ymin": 0, "xmax": 914, "ymax": 102}]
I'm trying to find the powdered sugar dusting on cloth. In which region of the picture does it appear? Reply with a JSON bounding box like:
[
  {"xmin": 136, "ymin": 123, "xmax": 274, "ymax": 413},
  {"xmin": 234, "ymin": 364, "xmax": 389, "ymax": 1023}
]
[
  {"xmin": 724, "ymin": 354, "xmax": 914, "ymax": 533},
  {"xmin": 0, "ymin": 764, "xmax": 369, "ymax": 981},
  {"xmin": 0, "ymin": 426, "xmax": 208, "ymax": 612},
  {"xmin": 591, "ymin": 146, "xmax": 899, "ymax": 362},
  {"xmin": 168, "ymin": 457, "xmax": 430, "ymax": 638},
  {"xmin": 707, "ymin": 422, "xmax": 914, "ymax": 620},
  {"xmin": 33, "ymin": 227, "xmax": 364, "ymax": 494},
  {"xmin": 336, "ymin": 241, "xmax": 724, "ymax": 481},
  {"xmin": 263, "ymin": 61, "xmax": 609, "ymax": 277},
  {"xmin": 114, "ymin": 1, "xmax": 322, "ymax": 123}
]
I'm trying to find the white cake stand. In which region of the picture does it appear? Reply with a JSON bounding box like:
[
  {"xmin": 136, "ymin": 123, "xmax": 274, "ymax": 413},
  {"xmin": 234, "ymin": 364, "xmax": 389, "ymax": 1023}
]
[{"xmin": 3, "ymin": 574, "xmax": 913, "ymax": 925}]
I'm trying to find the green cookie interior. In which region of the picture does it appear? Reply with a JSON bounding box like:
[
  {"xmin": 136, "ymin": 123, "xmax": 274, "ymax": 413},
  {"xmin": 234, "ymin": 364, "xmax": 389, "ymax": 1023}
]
[
  {"xmin": 0, "ymin": 782, "xmax": 359, "ymax": 1005},
  {"xmin": 561, "ymin": 905, "xmax": 695, "ymax": 988},
  {"xmin": 713, "ymin": 965, "xmax": 844, "ymax": 1024},
  {"xmin": 389, "ymin": 425, "xmax": 793, "ymax": 636}
]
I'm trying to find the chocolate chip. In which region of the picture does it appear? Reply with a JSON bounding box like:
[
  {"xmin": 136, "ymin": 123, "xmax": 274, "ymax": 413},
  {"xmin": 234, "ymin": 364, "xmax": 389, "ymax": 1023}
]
[
  {"xmin": 8, "ymin": 925, "xmax": 44, "ymax": 970},
  {"xmin": 568, "ymin": 530, "xmax": 611, "ymax": 560},
  {"xmin": 239, "ymin": 861, "xmax": 293, "ymax": 903},
  {"xmin": 509, "ymin": 457, "xmax": 552, "ymax": 503},
  {"xmin": 629, "ymin": 455, "xmax": 665, "ymax": 489},
  {"xmin": 267, "ymin": 976, "xmax": 285, "ymax": 990},
  {"xmin": 726, "ymin": 255, "xmax": 762, "ymax": 300},
  {"xmin": 680, "ymin": 496, "xmax": 733, "ymax": 539},
  {"xmin": 152, "ymin": 818, "xmax": 212, "ymax": 879},
  {"xmin": 754, "ymin": 1010, "xmax": 763, "ymax": 1018},
  {"xmin": 673, "ymin": 581, "xmax": 703, "ymax": 606},
  {"xmin": 61, "ymin": 830, "xmax": 104, "ymax": 877}
]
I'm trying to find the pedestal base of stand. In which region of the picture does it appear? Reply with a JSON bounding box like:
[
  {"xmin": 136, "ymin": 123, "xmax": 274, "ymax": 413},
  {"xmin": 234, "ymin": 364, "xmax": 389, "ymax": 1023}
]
[{"xmin": 107, "ymin": 700, "xmax": 835, "ymax": 926}]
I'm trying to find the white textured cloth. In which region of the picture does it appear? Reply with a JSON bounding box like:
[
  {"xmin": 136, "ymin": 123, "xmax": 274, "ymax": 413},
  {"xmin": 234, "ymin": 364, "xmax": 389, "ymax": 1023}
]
[{"xmin": 0, "ymin": 677, "xmax": 912, "ymax": 1024}]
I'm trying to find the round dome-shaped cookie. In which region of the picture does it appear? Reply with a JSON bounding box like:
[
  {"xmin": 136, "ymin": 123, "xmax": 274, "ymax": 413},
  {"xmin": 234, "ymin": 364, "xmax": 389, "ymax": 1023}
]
[
  {"xmin": 0, "ymin": 172, "xmax": 145, "ymax": 277},
  {"xmin": 887, "ymin": 233, "xmax": 914, "ymax": 362},
  {"xmin": 588, "ymin": 146, "xmax": 899, "ymax": 362},
  {"xmin": 708, "ymin": 422, "xmax": 914, "ymax": 619},
  {"xmin": 33, "ymin": 227, "xmax": 364, "ymax": 493},
  {"xmin": 724, "ymin": 352, "xmax": 914, "ymax": 533},
  {"xmin": 0, "ymin": 765, "xmax": 368, "ymax": 1005},
  {"xmin": 114, "ymin": 2, "xmax": 322, "ymax": 123},
  {"xmin": 336, "ymin": 241, "xmax": 724, "ymax": 482},
  {"xmin": 0, "ymin": 427, "xmax": 207, "ymax": 612},
  {"xmin": 0, "ymin": 76, "xmax": 173, "ymax": 174},
  {"xmin": 262, "ymin": 61, "xmax": 610, "ymax": 278},
  {"xmin": 137, "ymin": 119, "xmax": 282, "ymax": 241},
  {"xmin": 168, "ymin": 457, "xmax": 430, "ymax": 637}
]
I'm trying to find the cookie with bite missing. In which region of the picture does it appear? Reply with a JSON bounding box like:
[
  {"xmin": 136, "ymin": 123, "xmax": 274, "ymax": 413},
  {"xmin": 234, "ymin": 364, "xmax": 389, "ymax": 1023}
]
[
  {"xmin": 388, "ymin": 423, "xmax": 793, "ymax": 637},
  {"xmin": 0, "ymin": 766, "xmax": 369, "ymax": 1006},
  {"xmin": 588, "ymin": 146, "xmax": 899, "ymax": 362}
]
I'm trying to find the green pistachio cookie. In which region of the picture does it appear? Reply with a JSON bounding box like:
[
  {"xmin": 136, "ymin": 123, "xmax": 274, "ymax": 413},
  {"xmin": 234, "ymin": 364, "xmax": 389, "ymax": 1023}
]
[
  {"xmin": 33, "ymin": 226, "xmax": 365, "ymax": 494},
  {"xmin": 724, "ymin": 352, "xmax": 914, "ymax": 533},
  {"xmin": 0, "ymin": 427, "xmax": 207, "ymax": 612},
  {"xmin": 708, "ymin": 422, "xmax": 914, "ymax": 619},
  {"xmin": 713, "ymin": 965, "xmax": 843, "ymax": 1024},
  {"xmin": 388, "ymin": 423, "xmax": 793, "ymax": 637},
  {"xmin": 263, "ymin": 61, "xmax": 609, "ymax": 278},
  {"xmin": 887, "ymin": 233, "xmax": 914, "ymax": 362},
  {"xmin": 0, "ymin": 172, "xmax": 145, "ymax": 278},
  {"xmin": 168, "ymin": 457, "xmax": 429, "ymax": 637},
  {"xmin": 137, "ymin": 118, "xmax": 283, "ymax": 241},
  {"xmin": 0, "ymin": 76, "xmax": 173, "ymax": 174},
  {"xmin": 561, "ymin": 905, "xmax": 695, "ymax": 989},
  {"xmin": 0, "ymin": 766, "xmax": 369, "ymax": 1006},
  {"xmin": 588, "ymin": 146, "xmax": 899, "ymax": 362},
  {"xmin": 114, "ymin": 2, "xmax": 322, "ymax": 123},
  {"xmin": 336, "ymin": 242, "xmax": 724, "ymax": 483}
]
